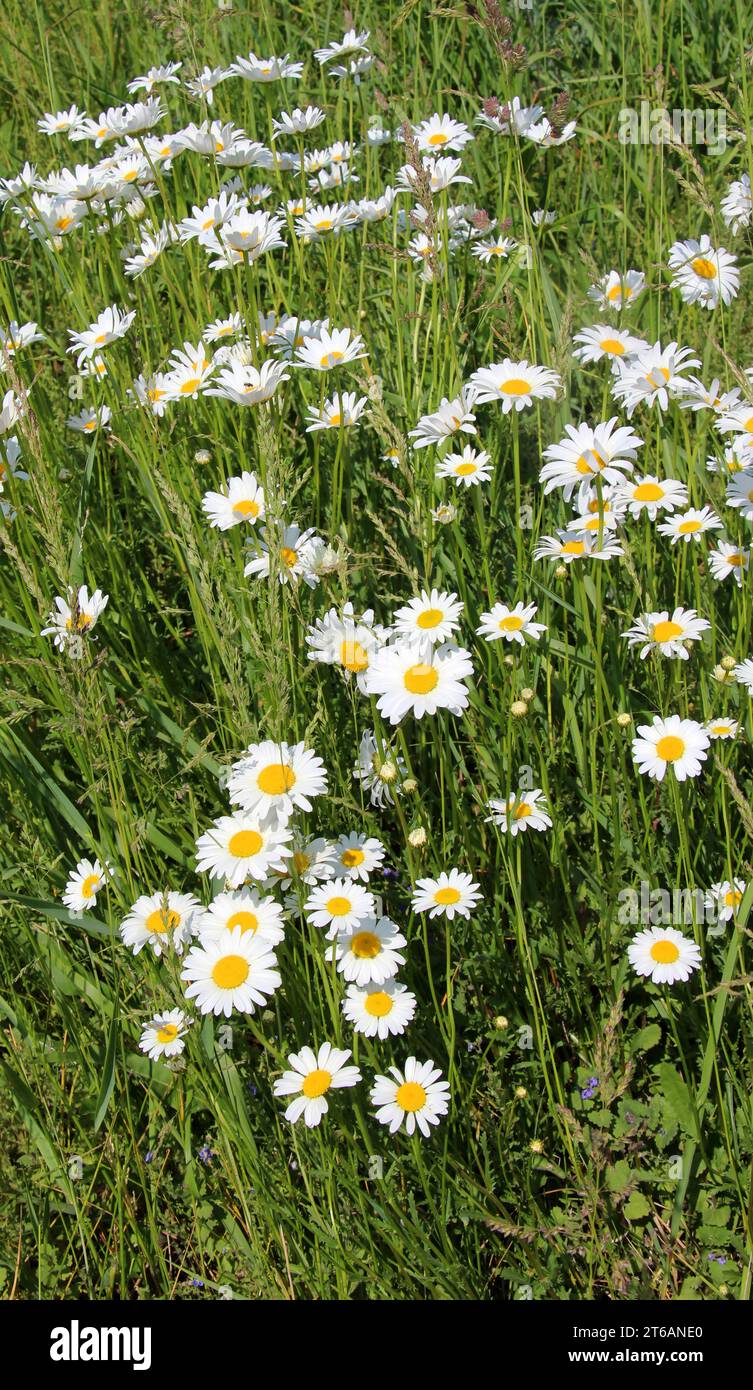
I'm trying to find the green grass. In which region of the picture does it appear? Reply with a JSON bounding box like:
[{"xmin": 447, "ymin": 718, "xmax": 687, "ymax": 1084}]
[{"xmin": 1, "ymin": 0, "xmax": 753, "ymax": 1300}]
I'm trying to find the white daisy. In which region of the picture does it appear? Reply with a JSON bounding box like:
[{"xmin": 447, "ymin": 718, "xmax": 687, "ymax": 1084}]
[
  {"xmin": 657, "ymin": 507, "xmax": 722, "ymax": 544},
  {"xmin": 273, "ymin": 1043, "xmax": 361, "ymax": 1127},
  {"xmin": 485, "ymin": 789, "xmax": 552, "ymax": 835},
  {"xmin": 705, "ymin": 717, "xmax": 739, "ymax": 740},
  {"xmin": 668, "ymin": 236, "xmax": 739, "ymax": 309},
  {"xmin": 392, "ymin": 589, "xmax": 463, "ymax": 644},
  {"xmin": 408, "ymin": 387, "xmax": 478, "ymax": 449},
  {"xmin": 627, "ymin": 926, "xmax": 702, "ymax": 984},
  {"xmin": 343, "ymin": 980, "xmax": 416, "ymax": 1040},
  {"xmin": 303, "ymin": 878, "xmax": 376, "ymax": 938},
  {"xmin": 364, "ymin": 638, "xmax": 474, "ymax": 724},
  {"xmin": 326, "ymin": 916, "xmax": 407, "ymax": 985},
  {"xmin": 411, "ymin": 869, "xmax": 482, "ymax": 920},
  {"xmin": 476, "ymin": 601, "xmax": 546, "ymax": 646},
  {"xmin": 181, "ymin": 926, "xmax": 281, "ymax": 1017},
  {"xmin": 705, "ymin": 879, "xmax": 747, "ymax": 923},
  {"xmin": 120, "ymin": 890, "xmax": 201, "ymax": 956},
  {"xmin": 370, "ymin": 1057, "xmax": 450, "ymax": 1137},
  {"xmin": 199, "ymin": 889, "xmax": 285, "ymax": 945},
  {"xmin": 631, "ymin": 716, "xmax": 709, "ymax": 783},
  {"xmin": 708, "ymin": 542, "xmax": 750, "ymax": 585},
  {"xmin": 468, "ymin": 358, "xmax": 560, "ymax": 411},
  {"xmin": 435, "ymin": 445, "xmax": 493, "ymax": 486},
  {"xmin": 62, "ymin": 857, "xmax": 110, "ymax": 913},
  {"xmin": 617, "ymin": 475, "xmax": 688, "ymax": 519},
  {"xmin": 621, "ymin": 607, "xmax": 710, "ymax": 660},
  {"xmin": 195, "ymin": 814, "xmax": 292, "ymax": 886},
  {"xmin": 139, "ymin": 1008, "xmax": 189, "ymax": 1062},
  {"xmin": 226, "ymin": 740, "xmax": 328, "ymax": 821},
  {"xmin": 572, "ymin": 325, "xmax": 647, "ymax": 364},
  {"xmin": 734, "ymin": 658, "xmax": 753, "ymax": 692},
  {"xmin": 202, "ymin": 471, "xmax": 265, "ymax": 529}
]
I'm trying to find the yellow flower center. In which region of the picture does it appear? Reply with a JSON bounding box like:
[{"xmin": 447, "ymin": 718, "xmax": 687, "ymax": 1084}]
[
  {"xmin": 649, "ymin": 939, "xmax": 680, "ymax": 964},
  {"xmin": 293, "ymin": 851, "xmax": 310, "ymax": 873},
  {"xmin": 499, "ymin": 614, "xmax": 524, "ymax": 631},
  {"xmin": 434, "ymin": 886, "xmax": 461, "ymax": 905},
  {"xmin": 655, "ymin": 735, "xmax": 685, "ymax": 762},
  {"xmin": 233, "ymin": 498, "xmax": 260, "ymax": 518},
  {"xmin": 302, "ymin": 1069, "xmax": 331, "ymax": 1098},
  {"xmin": 146, "ymin": 908, "xmax": 180, "ymax": 935},
  {"xmin": 226, "ymin": 910, "xmax": 259, "ymax": 934},
  {"xmin": 678, "ymin": 519, "xmax": 701, "ymax": 534},
  {"xmin": 81, "ymin": 874, "xmax": 100, "ymax": 899},
  {"xmin": 499, "ymin": 378, "xmax": 531, "ymax": 396},
  {"xmin": 320, "ymin": 350, "xmax": 344, "ymax": 368},
  {"xmin": 341, "ymin": 848, "xmax": 365, "ymax": 868},
  {"xmin": 329, "ymin": 412, "xmax": 342, "ymax": 426},
  {"xmin": 211, "ymin": 955, "xmax": 250, "ymax": 989},
  {"xmin": 455, "ymin": 462, "xmax": 477, "ymax": 475},
  {"xmin": 350, "ymin": 930, "xmax": 381, "ymax": 959},
  {"xmin": 727, "ymin": 553, "xmax": 743, "ymax": 567},
  {"xmin": 364, "ymin": 991, "xmax": 393, "ymax": 1017},
  {"xmin": 428, "ymin": 132, "xmax": 449, "ymax": 146},
  {"xmin": 633, "ymin": 482, "xmax": 664, "ymax": 502},
  {"xmin": 326, "ymin": 896, "xmax": 353, "ymax": 916},
  {"xmin": 257, "ymin": 762, "xmax": 296, "ymax": 796},
  {"xmin": 599, "ymin": 337, "xmax": 625, "ymax": 355},
  {"xmin": 227, "ymin": 829, "xmax": 263, "ymax": 857},
  {"xmin": 156, "ymin": 1023, "xmax": 179, "ymax": 1044},
  {"xmin": 607, "ymin": 282, "xmax": 629, "ymax": 302},
  {"xmin": 561, "ymin": 540, "xmax": 585, "ymax": 555},
  {"xmin": 652, "ymin": 620, "xmax": 683, "ymax": 643},
  {"xmin": 280, "ymin": 546, "xmax": 298, "ymax": 568},
  {"xmin": 724, "ymin": 889, "xmax": 741, "ymax": 909},
  {"xmin": 396, "ymin": 1081, "xmax": 426, "ymax": 1111},
  {"xmin": 315, "ymin": 219, "xmax": 333, "ymax": 231},
  {"xmin": 180, "ymin": 377, "xmax": 200, "ymax": 394},
  {"xmin": 340, "ymin": 639, "xmax": 369, "ymax": 672},
  {"xmin": 417, "ymin": 608, "xmax": 444, "ymax": 629},
  {"xmin": 691, "ymin": 256, "xmax": 717, "ymax": 279},
  {"xmin": 403, "ymin": 663, "xmax": 438, "ymax": 695},
  {"xmin": 514, "ymin": 803, "xmax": 532, "ymax": 819}
]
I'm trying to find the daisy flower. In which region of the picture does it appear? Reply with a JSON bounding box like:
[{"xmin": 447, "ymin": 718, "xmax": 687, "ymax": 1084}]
[
  {"xmin": 229, "ymin": 52, "xmax": 304, "ymax": 83},
  {"xmin": 226, "ymin": 740, "xmax": 328, "ymax": 821},
  {"xmin": 275, "ymin": 835, "xmax": 338, "ymax": 892},
  {"xmin": 587, "ymin": 269, "xmax": 645, "ymax": 311},
  {"xmin": 631, "ymin": 716, "xmax": 710, "ymax": 783},
  {"xmin": 370, "ymin": 1057, "xmax": 450, "ymax": 1137},
  {"xmin": 38, "ymin": 105, "xmax": 85, "ymax": 136},
  {"xmin": 195, "ymin": 813, "xmax": 292, "ymax": 886},
  {"xmin": 67, "ymin": 304, "xmax": 135, "ymax": 365},
  {"xmin": 617, "ymin": 474, "xmax": 688, "ymax": 519},
  {"xmin": 181, "ymin": 926, "xmax": 281, "ymax": 1017},
  {"xmin": 199, "ymin": 889, "xmax": 285, "ymax": 946},
  {"xmin": 327, "ymin": 916, "xmax": 407, "ymax": 985},
  {"xmin": 305, "ymin": 391, "xmax": 367, "ymax": 432},
  {"xmin": 708, "ymin": 542, "xmax": 750, "ymax": 585},
  {"xmin": 62, "ymin": 857, "xmax": 109, "ymax": 913},
  {"xmin": 657, "ymin": 507, "xmax": 722, "ymax": 544},
  {"xmin": 343, "ymin": 981, "xmax": 416, "ymax": 1040},
  {"xmin": 705, "ymin": 717, "xmax": 739, "ymax": 740},
  {"xmin": 294, "ymin": 325, "xmax": 366, "ymax": 370},
  {"xmin": 163, "ymin": 340, "xmax": 215, "ymax": 400},
  {"xmin": 67, "ymin": 405, "xmax": 112, "ymax": 434},
  {"xmin": 333, "ymin": 833, "xmax": 386, "ymax": 881},
  {"xmin": 364, "ymin": 638, "xmax": 474, "ymax": 724},
  {"xmin": 734, "ymin": 658, "xmax": 753, "ymax": 692},
  {"xmin": 435, "ymin": 445, "xmax": 493, "ymax": 486},
  {"xmin": 534, "ymin": 530, "xmax": 624, "ymax": 562},
  {"xmin": 468, "ymin": 358, "xmax": 561, "ymax": 411},
  {"xmin": 721, "ymin": 173, "xmax": 752, "ymax": 235},
  {"xmin": 471, "ymin": 235, "xmax": 517, "ymax": 263},
  {"xmin": 272, "ymin": 106, "xmax": 326, "ymax": 137},
  {"xmin": 485, "ymin": 789, "xmax": 552, "ymax": 835},
  {"xmin": 409, "ymin": 388, "xmax": 478, "ymax": 449},
  {"xmin": 314, "ymin": 28, "xmax": 371, "ymax": 65},
  {"xmin": 202, "ymin": 471, "xmax": 264, "ymax": 530},
  {"xmin": 303, "ymin": 878, "xmax": 376, "ymax": 938},
  {"xmin": 120, "ymin": 890, "xmax": 201, "ymax": 957},
  {"xmin": 476, "ymin": 601, "xmax": 546, "ymax": 645},
  {"xmin": 612, "ymin": 340, "xmax": 700, "ymax": 415},
  {"xmin": 392, "ymin": 588, "xmax": 464, "ymax": 644},
  {"xmin": 539, "ymin": 418, "xmax": 642, "ymax": 500},
  {"xmin": 295, "ymin": 202, "xmax": 358, "ymax": 240},
  {"xmin": 726, "ymin": 472, "xmax": 753, "ymax": 521},
  {"xmin": 705, "ymin": 879, "xmax": 747, "ymax": 923},
  {"xmin": 353, "ymin": 729, "xmax": 406, "ymax": 808},
  {"xmin": 41, "ymin": 584, "xmax": 108, "ymax": 650},
  {"xmin": 305, "ymin": 602, "xmax": 386, "ymax": 692},
  {"xmin": 206, "ymin": 359, "xmax": 289, "ymax": 406},
  {"xmin": 273, "ymin": 1043, "xmax": 361, "ymax": 1128},
  {"xmin": 668, "ymin": 236, "xmax": 739, "ymax": 309},
  {"xmin": 627, "ymin": 926, "xmax": 701, "ymax": 984},
  {"xmin": 621, "ymin": 607, "xmax": 710, "ymax": 660},
  {"xmin": 204, "ymin": 313, "xmax": 245, "ymax": 343},
  {"xmin": 572, "ymin": 325, "xmax": 648, "ymax": 365},
  {"xmin": 413, "ymin": 112, "xmax": 473, "ymax": 153},
  {"xmin": 676, "ymin": 377, "xmax": 740, "ymax": 413},
  {"xmin": 139, "ymin": 1009, "xmax": 189, "ymax": 1062},
  {"xmin": 244, "ymin": 522, "xmax": 323, "ymax": 587},
  {"xmin": 184, "ymin": 65, "xmax": 229, "ymax": 105},
  {"xmin": 412, "ymin": 869, "xmax": 482, "ymax": 920}
]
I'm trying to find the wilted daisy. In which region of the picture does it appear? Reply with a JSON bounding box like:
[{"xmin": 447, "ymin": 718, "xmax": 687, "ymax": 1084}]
[
  {"xmin": 343, "ymin": 980, "xmax": 416, "ymax": 1040},
  {"xmin": 588, "ymin": 268, "xmax": 645, "ymax": 311},
  {"xmin": 628, "ymin": 926, "xmax": 701, "ymax": 984},
  {"xmin": 468, "ymin": 358, "xmax": 560, "ymax": 411},
  {"xmin": 708, "ymin": 542, "xmax": 750, "ymax": 586},
  {"xmin": 195, "ymin": 813, "xmax": 292, "ymax": 886},
  {"xmin": 621, "ymin": 608, "xmax": 710, "ymax": 660},
  {"xmin": 705, "ymin": 717, "xmax": 739, "ymax": 740},
  {"xmin": 721, "ymin": 173, "xmax": 752, "ymax": 235},
  {"xmin": 305, "ymin": 390, "xmax": 367, "ymax": 432},
  {"xmin": 409, "ymin": 388, "xmax": 478, "ymax": 449},
  {"xmin": 657, "ymin": 507, "xmax": 722, "ymax": 544},
  {"xmin": 202, "ymin": 471, "xmax": 264, "ymax": 530},
  {"xmin": 668, "ymin": 236, "xmax": 739, "ymax": 309},
  {"xmin": 370, "ymin": 1057, "xmax": 450, "ymax": 1137},
  {"xmin": 62, "ymin": 857, "xmax": 110, "ymax": 913},
  {"xmin": 304, "ymin": 875, "xmax": 376, "ymax": 937},
  {"xmin": 617, "ymin": 475, "xmax": 688, "ymax": 519},
  {"xmin": 392, "ymin": 589, "xmax": 463, "ymax": 644},
  {"xmin": 485, "ymin": 789, "xmax": 552, "ymax": 836},
  {"xmin": 540, "ymin": 418, "xmax": 642, "ymax": 500},
  {"xmin": 294, "ymin": 325, "xmax": 366, "ymax": 370},
  {"xmin": 327, "ymin": 916, "xmax": 407, "ymax": 985},
  {"xmin": 353, "ymin": 729, "xmax": 406, "ymax": 808},
  {"xmin": 244, "ymin": 522, "xmax": 324, "ymax": 587},
  {"xmin": 706, "ymin": 879, "xmax": 747, "ymax": 923},
  {"xmin": 120, "ymin": 890, "xmax": 201, "ymax": 956},
  {"xmin": 227, "ymin": 740, "xmax": 328, "ymax": 821},
  {"xmin": 273, "ymin": 1043, "xmax": 361, "ymax": 1128},
  {"xmin": 572, "ymin": 325, "xmax": 647, "ymax": 365},
  {"xmin": 139, "ymin": 1009, "xmax": 189, "ymax": 1062},
  {"xmin": 199, "ymin": 889, "xmax": 285, "ymax": 946},
  {"xmin": 631, "ymin": 716, "xmax": 709, "ymax": 783},
  {"xmin": 412, "ymin": 869, "xmax": 482, "ymax": 920},
  {"xmin": 612, "ymin": 340, "xmax": 700, "ymax": 415},
  {"xmin": 436, "ymin": 445, "xmax": 493, "ymax": 487},
  {"xmin": 365, "ymin": 638, "xmax": 473, "ymax": 724},
  {"xmin": 41, "ymin": 584, "xmax": 108, "ymax": 650},
  {"xmin": 477, "ymin": 601, "xmax": 546, "ymax": 646},
  {"xmin": 181, "ymin": 926, "xmax": 281, "ymax": 1017}
]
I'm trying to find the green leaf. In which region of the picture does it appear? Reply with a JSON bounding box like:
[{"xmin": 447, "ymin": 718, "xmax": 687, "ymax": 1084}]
[
  {"xmin": 623, "ymin": 1191, "xmax": 651, "ymax": 1222},
  {"xmin": 629, "ymin": 1023, "xmax": 662, "ymax": 1054},
  {"xmin": 655, "ymin": 1063, "xmax": 698, "ymax": 1140},
  {"xmin": 93, "ymin": 1002, "xmax": 119, "ymax": 1132}
]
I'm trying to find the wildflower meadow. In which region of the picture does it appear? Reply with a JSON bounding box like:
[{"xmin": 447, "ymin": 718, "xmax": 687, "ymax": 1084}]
[{"xmin": 1, "ymin": 0, "xmax": 753, "ymax": 1310}]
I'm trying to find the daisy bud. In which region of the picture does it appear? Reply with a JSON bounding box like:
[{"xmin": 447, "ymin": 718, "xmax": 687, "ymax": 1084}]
[
  {"xmin": 431, "ymin": 503, "xmax": 457, "ymax": 525},
  {"xmin": 402, "ymin": 777, "xmax": 418, "ymax": 794},
  {"xmin": 379, "ymin": 759, "xmax": 398, "ymax": 783},
  {"xmin": 721, "ymin": 655, "xmax": 738, "ymax": 670},
  {"xmin": 194, "ymin": 448, "xmax": 211, "ymax": 465},
  {"xmin": 494, "ymin": 1015, "xmax": 509, "ymax": 1030},
  {"xmin": 511, "ymin": 699, "xmax": 528, "ymax": 717},
  {"xmin": 554, "ymin": 564, "xmax": 568, "ymax": 579},
  {"xmin": 408, "ymin": 826, "xmax": 427, "ymax": 848},
  {"xmin": 514, "ymin": 1085, "xmax": 528, "ymax": 1098},
  {"xmin": 521, "ymin": 687, "xmax": 534, "ymax": 702},
  {"xmin": 529, "ymin": 1138, "xmax": 543, "ymax": 1154},
  {"xmin": 713, "ymin": 663, "xmax": 734, "ymax": 685},
  {"xmin": 616, "ymin": 712, "xmax": 632, "ymax": 727}
]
